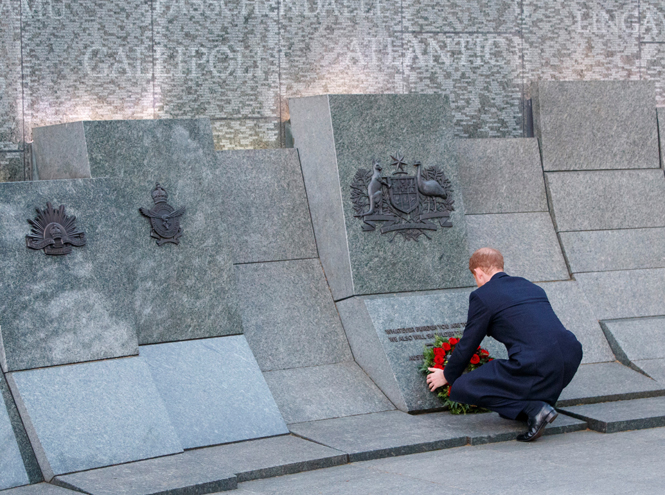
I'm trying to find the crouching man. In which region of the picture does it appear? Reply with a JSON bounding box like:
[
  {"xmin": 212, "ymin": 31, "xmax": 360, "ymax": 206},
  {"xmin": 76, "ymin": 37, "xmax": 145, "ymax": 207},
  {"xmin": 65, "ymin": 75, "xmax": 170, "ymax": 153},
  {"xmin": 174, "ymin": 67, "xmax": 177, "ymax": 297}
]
[{"xmin": 427, "ymin": 247, "xmax": 583, "ymax": 442}]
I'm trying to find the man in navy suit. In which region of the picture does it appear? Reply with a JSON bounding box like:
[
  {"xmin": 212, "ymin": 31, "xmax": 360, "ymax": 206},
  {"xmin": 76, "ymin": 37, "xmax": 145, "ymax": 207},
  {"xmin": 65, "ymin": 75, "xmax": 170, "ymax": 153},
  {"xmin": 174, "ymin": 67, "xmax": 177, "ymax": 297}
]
[{"xmin": 427, "ymin": 247, "xmax": 583, "ymax": 442}]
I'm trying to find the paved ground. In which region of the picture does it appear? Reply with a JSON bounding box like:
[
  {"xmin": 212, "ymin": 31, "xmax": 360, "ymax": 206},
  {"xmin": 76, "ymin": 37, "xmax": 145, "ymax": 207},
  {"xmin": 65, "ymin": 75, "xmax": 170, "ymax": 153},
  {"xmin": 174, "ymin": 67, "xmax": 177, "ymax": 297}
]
[{"xmin": 232, "ymin": 427, "xmax": 665, "ymax": 495}]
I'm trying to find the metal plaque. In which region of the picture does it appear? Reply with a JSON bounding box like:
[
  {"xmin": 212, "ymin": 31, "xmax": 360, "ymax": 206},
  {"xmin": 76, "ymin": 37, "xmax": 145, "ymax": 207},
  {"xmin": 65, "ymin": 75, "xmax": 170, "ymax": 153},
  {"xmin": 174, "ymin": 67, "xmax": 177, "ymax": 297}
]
[
  {"xmin": 26, "ymin": 203, "xmax": 86, "ymax": 255},
  {"xmin": 139, "ymin": 183, "xmax": 186, "ymax": 246}
]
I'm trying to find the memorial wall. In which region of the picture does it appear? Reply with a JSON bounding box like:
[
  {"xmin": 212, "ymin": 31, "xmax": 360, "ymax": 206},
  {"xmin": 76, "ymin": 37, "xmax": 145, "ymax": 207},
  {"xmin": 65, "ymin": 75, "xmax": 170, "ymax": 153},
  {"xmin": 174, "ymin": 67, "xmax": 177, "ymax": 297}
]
[{"xmin": 2, "ymin": 0, "xmax": 665, "ymax": 180}]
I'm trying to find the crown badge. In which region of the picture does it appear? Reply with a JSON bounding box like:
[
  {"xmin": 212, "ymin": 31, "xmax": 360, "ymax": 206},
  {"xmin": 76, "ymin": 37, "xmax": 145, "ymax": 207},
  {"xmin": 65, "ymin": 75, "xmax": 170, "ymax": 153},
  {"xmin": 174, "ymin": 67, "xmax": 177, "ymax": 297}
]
[
  {"xmin": 26, "ymin": 203, "xmax": 86, "ymax": 255},
  {"xmin": 139, "ymin": 183, "xmax": 185, "ymax": 246}
]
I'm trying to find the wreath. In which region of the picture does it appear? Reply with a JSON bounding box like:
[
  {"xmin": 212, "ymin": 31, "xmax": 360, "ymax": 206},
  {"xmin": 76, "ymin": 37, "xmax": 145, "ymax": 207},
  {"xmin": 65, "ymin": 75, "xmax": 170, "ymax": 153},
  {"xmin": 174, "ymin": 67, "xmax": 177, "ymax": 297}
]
[{"xmin": 420, "ymin": 335, "xmax": 494, "ymax": 414}]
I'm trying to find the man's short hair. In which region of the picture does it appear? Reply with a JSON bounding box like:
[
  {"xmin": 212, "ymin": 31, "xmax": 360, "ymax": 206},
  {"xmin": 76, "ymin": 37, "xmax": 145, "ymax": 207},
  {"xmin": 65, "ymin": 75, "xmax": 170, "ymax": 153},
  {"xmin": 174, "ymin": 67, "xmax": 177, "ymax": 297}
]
[{"xmin": 469, "ymin": 247, "xmax": 504, "ymax": 273}]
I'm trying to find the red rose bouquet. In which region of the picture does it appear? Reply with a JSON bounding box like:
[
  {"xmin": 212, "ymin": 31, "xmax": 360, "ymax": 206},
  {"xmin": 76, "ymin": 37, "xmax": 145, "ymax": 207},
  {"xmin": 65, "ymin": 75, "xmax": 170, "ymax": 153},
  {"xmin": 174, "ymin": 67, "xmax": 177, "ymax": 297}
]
[{"xmin": 420, "ymin": 335, "xmax": 494, "ymax": 414}]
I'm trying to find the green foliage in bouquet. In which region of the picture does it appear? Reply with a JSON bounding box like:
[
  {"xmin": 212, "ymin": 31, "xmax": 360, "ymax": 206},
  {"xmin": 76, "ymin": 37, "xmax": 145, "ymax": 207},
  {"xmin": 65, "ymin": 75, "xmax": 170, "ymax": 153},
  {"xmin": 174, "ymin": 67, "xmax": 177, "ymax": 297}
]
[{"xmin": 420, "ymin": 335, "xmax": 494, "ymax": 414}]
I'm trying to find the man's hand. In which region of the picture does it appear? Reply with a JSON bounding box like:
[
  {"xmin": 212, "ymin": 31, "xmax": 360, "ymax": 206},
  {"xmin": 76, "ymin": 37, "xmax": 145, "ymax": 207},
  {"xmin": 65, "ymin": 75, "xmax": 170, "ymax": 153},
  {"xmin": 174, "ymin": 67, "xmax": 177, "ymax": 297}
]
[{"xmin": 427, "ymin": 367, "xmax": 448, "ymax": 392}]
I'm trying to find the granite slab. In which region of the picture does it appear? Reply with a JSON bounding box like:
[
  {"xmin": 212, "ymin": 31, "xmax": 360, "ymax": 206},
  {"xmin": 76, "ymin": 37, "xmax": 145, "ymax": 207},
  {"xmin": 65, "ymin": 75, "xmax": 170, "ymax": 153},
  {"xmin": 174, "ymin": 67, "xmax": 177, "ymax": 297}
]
[
  {"xmin": 544, "ymin": 170, "xmax": 665, "ymax": 232},
  {"xmin": 8, "ymin": 357, "xmax": 183, "ymax": 477},
  {"xmin": 32, "ymin": 119, "xmax": 243, "ymax": 345},
  {"xmin": 556, "ymin": 362, "xmax": 665, "ymax": 407},
  {"xmin": 559, "ymin": 396, "xmax": 665, "ymax": 433},
  {"xmin": 559, "ymin": 228, "xmax": 665, "ymax": 273},
  {"xmin": 289, "ymin": 410, "xmax": 586, "ymax": 462},
  {"xmin": 659, "ymin": 108, "xmax": 664, "ymax": 167},
  {"xmin": 575, "ymin": 269, "xmax": 665, "ymax": 321},
  {"xmin": 215, "ymin": 149, "xmax": 317, "ymax": 264},
  {"xmin": 234, "ymin": 259, "xmax": 352, "ymax": 372},
  {"xmin": 456, "ymin": 138, "xmax": 548, "ymax": 214},
  {"xmin": 0, "ymin": 178, "xmax": 139, "ymax": 372},
  {"xmin": 0, "ymin": 484, "xmax": 80, "ymax": 495},
  {"xmin": 465, "ymin": 212, "xmax": 569, "ymax": 282},
  {"xmin": 634, "ymin": 359, "xmax": 665, "ymax": 384},
  {"xmin": 0, "ymin": 375, "xmax": 30, "ymax": 490},
  {"xmin": 600, "ymin": 317, "xmax": 665, "ymax": 367},
  {"xmin": 262, "ymin": 362, "xmax": 395, "ymax": 424},
  {"xmin": 532, "ymin": 81, "xmax": 660, "ymax": 171},
  {"xmin": 0, "ymin": 154, "xmax": 24, "ymax": 182},
  {"xmin": 289, "ymin": 94, "xmax": 475, "ymax": 300},
  {"xmin": 140, "ymin": 336, "xmax": 288, "ymax": 450}
]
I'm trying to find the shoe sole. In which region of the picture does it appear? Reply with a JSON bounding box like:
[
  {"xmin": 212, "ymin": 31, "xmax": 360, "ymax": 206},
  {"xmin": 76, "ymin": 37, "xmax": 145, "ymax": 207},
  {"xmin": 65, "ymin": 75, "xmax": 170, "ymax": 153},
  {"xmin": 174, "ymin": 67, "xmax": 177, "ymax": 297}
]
[{"xmin": 518, "ymin": 410, "xmax": 559, "ymax": 442}]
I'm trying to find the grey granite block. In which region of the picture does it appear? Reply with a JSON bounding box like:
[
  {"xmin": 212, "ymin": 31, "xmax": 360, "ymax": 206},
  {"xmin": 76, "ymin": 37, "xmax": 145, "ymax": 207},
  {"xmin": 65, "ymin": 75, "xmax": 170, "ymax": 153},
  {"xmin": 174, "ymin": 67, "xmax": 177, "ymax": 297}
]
[
  {"xmin": 0, "ymin": 484, "xmax": 80, "ymax": 495},
  {"xmin": 559, "ymin": 396, "xmax": 665, "ymax": 433},
  {"xmin": 403, "ymin": 0, "xmax": 519, "ymax": 32},
  {"xmin": 559, "ymin": 228, "xmax": 665, "ymax": 273},
  {"xmin": 634, "ymin": 359, "xmax": 665, "ymax": 384},
  {"xmin": 557, "ymin": 362, "xmax": 665, "ymax": 407},
  {"xmin": 33, "ymin": 119, "xmax": 243, "ymax": 344},
  {"xmin": 21, "ymin": 0, "xmax": 154, "ymax": 142},
  {"xmin": 263, "ymin": 362, "xmax": 395, "ymax": 424},
  {"xmin": 153, "ymin": 0, "xmax": 279, "ymax": 121},
  {"xmin": 0, "ymin": 376, "xmax": 29, "ymax": 490},
  {"xmin": 0, "ymin": 0, "xmax": 22, "ymax": 151},
  {"xmin": 140, "ymin": 336, "xmax": 288, "ymax": 450},
  {"xmin": 537, "ymin": 281, "xmax": 615, "ymax": 364},
  {"xmin": 0, "ymin": 373, "xmax": 41, "ymax": 485},
  {"xmin": 290, "ymin": 94, "xmax": 474, "ymax": 300},
  {"xmin": 403, "ymin": 33, "xmax": 523, "ymax": 138},
  {"xmin": 466, "ymin": 213, "xmax": 569, "ymax": 282},
  {"xmin": 545, "ymin": 170, "xmax": 665, "ymax": 232},
  {"xmin": 212, "ymin": 120, "xmax": 281, "ymax": 151},
  {"xmin": 532, "ymin": 81, "xmax": 658, "ymax": 171},
  {"xmin": 216, "ymin": 149, "xmax": 317, "ymax": 264},
  {"xmin": 8, "ymin": 357, "xmax": 183, "ymax": 477},
  {"xmin": 0, "ymin": 153, "xmax": 24, "ymax": 182},
  {"xmin": 575, "ymin": 269, "xmax": 665, "ymax": 321},
  {"xmin": 182, "ymin": 435, "xmax": 348, "ymax": 483},
  {"xmin": 55, "ymin": 454, "xmax": 238, "ymax": 495},
  {"xmin": 0, "ymin": 178, "xmax": 139, "ymax": 371},
  {"xmin": 456, "ymin": 138, "xmax": 548, "ymax": 214},
  {"xmin": 234, "ymin": 259, "xmax": 352, "ymax": 372},
  {"xmin": 600, "ymin": 318, "xmax": 665, "ymax": 367},
  {"xmin": 660, "ymin": 108, "xmax": 664, "ymax": 167}
]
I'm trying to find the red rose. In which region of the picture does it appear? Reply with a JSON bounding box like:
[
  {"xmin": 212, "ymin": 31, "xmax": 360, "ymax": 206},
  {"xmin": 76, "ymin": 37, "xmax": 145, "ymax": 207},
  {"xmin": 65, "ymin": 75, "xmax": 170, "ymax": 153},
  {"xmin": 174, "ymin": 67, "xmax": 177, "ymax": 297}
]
[
  {"xmin": 434, "ymin": 364, "xmax": 443, "ymax": 370},
  {"xmin": 434, "ymin": 355, "xmax": 445, "ymax": 365},
  {"xmin": 447, "ymin": 387, "xmax": 451, "ymax": 396},
  {"xmin": 489, "ymin": 358, "xmax": 494, "ymax": 361},
  {"xmin": 442, "ymin": 342, "xmax": 451, "ymax": 351},
  {"xmin": 433, "ymin": 347, "xmax": 445, "ymax": 358},
  {"xmin": 480, "ymin": 349, "xmax": 490, "ymax": 357},
  {"xmin": 470, "ymin": 354, "xmax": 480, "ymax": 364}
]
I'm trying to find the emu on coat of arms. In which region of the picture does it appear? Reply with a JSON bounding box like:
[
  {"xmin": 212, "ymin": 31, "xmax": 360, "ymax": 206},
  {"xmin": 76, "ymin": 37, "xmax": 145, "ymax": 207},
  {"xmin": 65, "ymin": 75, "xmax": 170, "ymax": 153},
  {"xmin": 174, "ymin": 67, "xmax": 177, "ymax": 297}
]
[
  {"xmin": 350, "ymin": 154, "xmax": 454, "ymax": 241},
  {"xmin": 25, "ymin": 203, "xmax": 86, "ymax": 255}
]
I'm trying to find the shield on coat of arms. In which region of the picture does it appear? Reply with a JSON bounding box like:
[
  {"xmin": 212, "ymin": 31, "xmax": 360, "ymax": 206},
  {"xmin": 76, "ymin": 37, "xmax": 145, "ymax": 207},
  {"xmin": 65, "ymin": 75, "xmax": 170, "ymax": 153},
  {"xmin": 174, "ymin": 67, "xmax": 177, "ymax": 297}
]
[{"xmin": 388, "ymin": 176, "xmax": 419, "ymax": 214}]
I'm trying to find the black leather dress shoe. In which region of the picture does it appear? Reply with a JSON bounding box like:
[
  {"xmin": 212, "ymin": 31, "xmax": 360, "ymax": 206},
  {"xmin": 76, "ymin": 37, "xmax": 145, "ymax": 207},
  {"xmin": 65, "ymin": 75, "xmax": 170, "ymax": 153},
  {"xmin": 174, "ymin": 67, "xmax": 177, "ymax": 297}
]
[{"xmin": 516, "ymin": 404, "xmax": 558, "ymax": 442}]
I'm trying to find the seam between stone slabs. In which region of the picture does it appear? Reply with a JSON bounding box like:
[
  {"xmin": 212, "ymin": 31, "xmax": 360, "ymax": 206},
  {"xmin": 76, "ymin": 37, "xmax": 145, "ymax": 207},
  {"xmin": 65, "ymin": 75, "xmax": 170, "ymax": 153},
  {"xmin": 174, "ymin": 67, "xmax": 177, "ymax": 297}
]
[
  {"xmin": 211, "ymin": 117, "xmax": 281, "ymax": 121},
  {"xmin": 295, "ymin": 148, "xmax": 321, "ymax": 259},
  {"xmin": 399, "ymin": 30, "xmax": 519, "ymax": 35},
  {"xmin": 3, "ymin": 353, "xmax": 143, "ymax": 374},
  {"xmin": 262, "ymin": 358, "xmax": 359, "ymax": 373},
  {"xmin": 464, "ymin": 210, "xmax": 550, "ymax": 216},
  {"xmin": 544, "ymin": 167, "xmax": 663, "ymax": 173},
  {"xmin": 556, "ymin": 389, "xmax": 665, "ymax": 408},
  {"xmin": 558, "ymin": 225, "xmax": 665, "ymax": 233},
  {"xmin": 232, "ymin": 256, "xmax": 321, "ymax": 266},
  {"xmin": 569, "ymin": 266, "xmax": 665, "ymax": 275}
]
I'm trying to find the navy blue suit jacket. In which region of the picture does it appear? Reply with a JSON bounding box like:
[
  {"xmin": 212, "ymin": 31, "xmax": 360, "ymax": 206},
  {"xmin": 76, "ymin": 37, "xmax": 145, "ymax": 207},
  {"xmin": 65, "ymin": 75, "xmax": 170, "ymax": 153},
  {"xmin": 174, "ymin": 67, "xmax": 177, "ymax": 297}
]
[{"xmin": 444, "ymin": 272, "xmax": 583, "ymax": 407}]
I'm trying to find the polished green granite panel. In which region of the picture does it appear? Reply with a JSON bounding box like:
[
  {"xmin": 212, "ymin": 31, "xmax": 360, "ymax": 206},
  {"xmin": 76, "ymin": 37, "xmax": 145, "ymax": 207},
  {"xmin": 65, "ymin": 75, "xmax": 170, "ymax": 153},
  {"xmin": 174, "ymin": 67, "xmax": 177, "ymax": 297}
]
[{"xmin": 0, "ymin": 373, "xmax": 30, "ymax": 490}]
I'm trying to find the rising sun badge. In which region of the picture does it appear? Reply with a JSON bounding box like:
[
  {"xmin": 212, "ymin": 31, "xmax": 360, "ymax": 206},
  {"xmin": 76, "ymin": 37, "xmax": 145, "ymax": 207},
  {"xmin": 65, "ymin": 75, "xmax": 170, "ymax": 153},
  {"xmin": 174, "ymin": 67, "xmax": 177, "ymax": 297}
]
[{"xmin": 25, "ymin": 203, "xmax": 86, "ymax": 255}]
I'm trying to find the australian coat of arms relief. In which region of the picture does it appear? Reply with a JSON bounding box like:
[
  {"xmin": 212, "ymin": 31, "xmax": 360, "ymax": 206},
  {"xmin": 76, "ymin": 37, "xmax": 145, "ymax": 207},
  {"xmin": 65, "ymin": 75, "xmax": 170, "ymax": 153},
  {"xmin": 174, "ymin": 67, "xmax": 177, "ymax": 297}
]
[{"xmin": 350, "ymin": 154, "xmax": 455, "ymax": 241}]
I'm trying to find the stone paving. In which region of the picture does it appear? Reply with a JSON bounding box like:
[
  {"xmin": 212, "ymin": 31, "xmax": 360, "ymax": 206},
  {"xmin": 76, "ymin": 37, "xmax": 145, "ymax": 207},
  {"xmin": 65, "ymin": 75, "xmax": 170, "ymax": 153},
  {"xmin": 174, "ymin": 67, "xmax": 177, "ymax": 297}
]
[{"xmin": 232, "ymin": 427, "xmax": 665, "ymax": 495}]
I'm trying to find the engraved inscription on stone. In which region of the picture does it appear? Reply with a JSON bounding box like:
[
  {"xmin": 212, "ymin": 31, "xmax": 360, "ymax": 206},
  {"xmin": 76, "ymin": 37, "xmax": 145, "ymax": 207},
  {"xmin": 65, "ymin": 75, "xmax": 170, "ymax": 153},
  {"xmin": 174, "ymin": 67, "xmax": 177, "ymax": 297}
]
[
  {"xmin": 351, "ymin": 154, "xmax": 455, "ymax": 241},
  {"xmin": 26, "ymin": 203, "xmax": 86, "ymax": 256},
  {"xmin": 139, "ymin": 183, "xmax": 186, "ymax": 246},
  {"xmin": 382, "ymin": 322, "xmax": 467, "ymax": 363}
]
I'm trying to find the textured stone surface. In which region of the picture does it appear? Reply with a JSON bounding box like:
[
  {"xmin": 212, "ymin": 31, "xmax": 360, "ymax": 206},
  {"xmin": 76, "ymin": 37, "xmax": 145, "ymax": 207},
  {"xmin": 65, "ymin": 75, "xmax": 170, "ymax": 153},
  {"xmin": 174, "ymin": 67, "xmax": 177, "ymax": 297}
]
[
  {"xmin": 290, "ymin": 94, "xmax": 474, "ymax": 299},
  {"xmin": 9, "ymin": 357, "xmax": 183, "ymax": 476},
  {"xmin": 183, "ymin": 435, "xmax": 347, "ymax": 483},
  {"xmin": 55, "ymin": 455, "xmax": 237, "ymax": 495},
  {"xmin": 140, "ymin": 336, "xmax": 288, "ymax": 450},
  {"xmin": 557, "ymin": 362, "xmax": 665, "ymax": 406},
  {"xmin": 634, "ymin": 359, "xmax": 665, "ymax": 385},
  {"xmin": 1, "ymin": 485, "xmax": 80, "ymax": 495},
  {"xmin": 216, "ymin": 149, "xmax": 317, "ymax": 264},
  {"xmin": 0, "ymin": 375, "xmax": 29, "ymax": 490},
  {"xmin": 33, "ymin": 119, "xmax": 243, "ymax": 344},
  {"xmin": 21, "ymin": 0, "xmax": 154, "ymax": 142},
  {"xmin": 660, "ymin": 108, "xmax": 665, "ymax": 167},
  {"xmin": 263, "ymin": 362, "xmax": 395, "ymax": 424},
  {"xmin": 456, "ymin": 138, "xmax": 548, "ymax": 214},
  {"xmin": 466, "ymin": 213, "xmax": 569, "ymax": 282},
  {"xmin": 575, "ymin": 269, "xmax": 665, "ymax": 321},
  {"xmin": 545, "ymin": 170, "xmax": 665, "ymax": 232},
  {"xmin": 0, "ymin": 178, "xmax": 139, "ymax": 371},
  {"xmin": 290, "ymin": 410, "xmax": 585, "ymax": 462},
  {"xmin": 235, "ymin": 259, "xmax": 352, "ymax": 372},
  {"xmin": 560, "ymin": 397, "xmax": 665, "ymax": 433},
  {"xmin": 403, "ymin": 0, "xmax": 519, "ymax": 32},
  {"xmin": 0, "ymin": 0, "xmax": 22, "ymax": 151},
  {"xmin": 560, "ymin": 228, "xmax": 665, "ymax": 273},
  {"xmin": 32, "ymin": 123, "xmax": 90, "ymax": 180},
  {"xmin": 532, "ymin": 81, "xmax": 658, "ymax": 171},
  {"xmin": 600, "ymin": 317, "xmax": 665, "ymax": 366},
  {"xmin": 212, "ymin": 120, "xmax": 281, "ymax": 151},
  {"xmin": 0, "ymin": 153, "xmax": 24, "ymax": 182},
  {"xmin": 537, "ymin": 281, "xmax": 615, "ymax": 364}
]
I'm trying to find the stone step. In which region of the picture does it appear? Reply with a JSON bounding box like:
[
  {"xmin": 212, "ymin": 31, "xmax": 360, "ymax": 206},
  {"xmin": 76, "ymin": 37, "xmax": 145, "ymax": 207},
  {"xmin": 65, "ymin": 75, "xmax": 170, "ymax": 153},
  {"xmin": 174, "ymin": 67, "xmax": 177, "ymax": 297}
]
[
  {"xmin": 53, "ymin": 435, "xmax": 346, "ymax": 495},
  {"xmin": 289, "ymin": 409, "xmax": 586, "ymax": 462},
  {"xmin": 0, "ymin": 484, "xmax": 79, "ymax": 494},
  {"xmin": 559, "ymin": 396, "xmax": 665, "ymax": 433}
]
